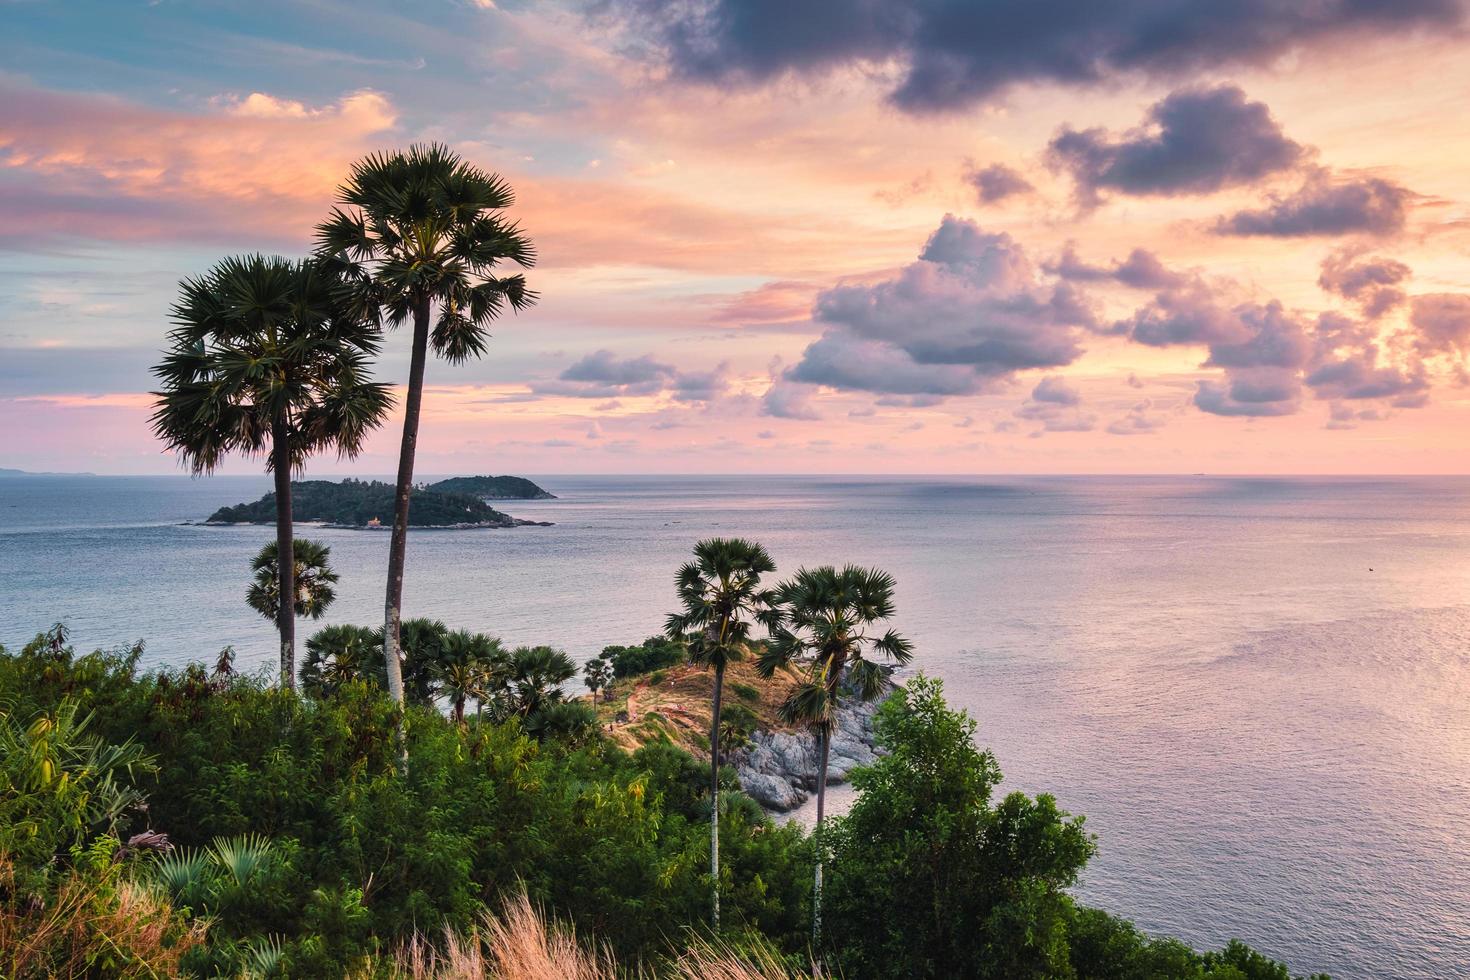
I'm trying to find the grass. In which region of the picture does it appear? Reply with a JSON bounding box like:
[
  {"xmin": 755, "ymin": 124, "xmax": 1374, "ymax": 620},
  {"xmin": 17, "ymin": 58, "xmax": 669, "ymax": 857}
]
[
  {"xmin": 585, "ymin": 659, "xmax": 807, "ymax": 760},
  {"xmin": 383, "ymin": 891, "xmax": 804, "ymax": 979}
]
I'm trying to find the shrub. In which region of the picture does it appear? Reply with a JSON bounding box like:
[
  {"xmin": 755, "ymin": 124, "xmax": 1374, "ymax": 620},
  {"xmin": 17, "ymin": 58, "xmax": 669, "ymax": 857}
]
[{"xmin": 602, "ymin": 636, "xmax": 686, "ymax": 679}]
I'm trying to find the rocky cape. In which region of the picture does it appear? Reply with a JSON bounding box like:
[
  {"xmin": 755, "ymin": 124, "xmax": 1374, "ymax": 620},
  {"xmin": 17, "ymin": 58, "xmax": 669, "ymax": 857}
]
[{"xmin": 732, "ymin": 676, "xmax": 898, "ymax": 813}]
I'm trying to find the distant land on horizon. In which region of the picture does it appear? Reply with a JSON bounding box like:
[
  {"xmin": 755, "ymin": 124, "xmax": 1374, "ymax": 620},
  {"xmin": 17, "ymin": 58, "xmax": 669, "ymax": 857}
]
[
  {"xmin": 205, "ymin": 478, "xmax": 555, "ymax": 529},
  {"xmin": 0, "ymin": 467, "xmax": 96, "ymax": 478}
]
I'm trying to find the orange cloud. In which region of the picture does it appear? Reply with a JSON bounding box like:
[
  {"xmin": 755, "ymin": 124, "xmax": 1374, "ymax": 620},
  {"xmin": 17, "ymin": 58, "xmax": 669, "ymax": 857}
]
[{"xmin": 0, "ymin": 77, "xmax": 397, "ymax": 244}]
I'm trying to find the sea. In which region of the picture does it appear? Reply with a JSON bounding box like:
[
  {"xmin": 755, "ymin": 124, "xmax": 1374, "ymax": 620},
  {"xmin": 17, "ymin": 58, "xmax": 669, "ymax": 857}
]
[{"xmin": 2, "ymin": 473, "xmax": 1468, "ymax": 979}]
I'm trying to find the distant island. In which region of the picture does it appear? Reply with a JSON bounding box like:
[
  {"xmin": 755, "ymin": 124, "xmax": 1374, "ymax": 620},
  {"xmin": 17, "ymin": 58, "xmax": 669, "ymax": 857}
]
[
  {"xmin": 0, "ymin": 467, "xmax": 95, "ymax": 477},
  {"xmin": 206, "ymin": 479, "xmax": 553, "ymax": 529},
  {"xmin": 425, "ymin": 475, "xmax": 555, "ymax": 499}
]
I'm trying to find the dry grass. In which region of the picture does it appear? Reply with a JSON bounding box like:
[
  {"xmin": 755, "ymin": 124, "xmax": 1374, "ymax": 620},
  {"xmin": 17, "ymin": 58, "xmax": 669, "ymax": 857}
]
[
  {"xmin": 591, "ymin": 660, "xmax": 806, "ymax": 758},
  {"xmin": 387, "ymin": 891, "xmax": 614, "ymax": 980},
  {"xmin": 382, "ymin": 890, "xmax": 805, "ymax": 980},
  {"xmin": 0, "ymin": 853, "xmax": 207, "ymax": 979}
]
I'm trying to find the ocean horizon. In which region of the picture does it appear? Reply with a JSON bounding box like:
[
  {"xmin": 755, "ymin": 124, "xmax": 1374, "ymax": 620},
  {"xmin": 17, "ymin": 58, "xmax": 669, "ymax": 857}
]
[{"xmin": 4, "ymin": 472, "xmax": 1469, "ymax": 978}]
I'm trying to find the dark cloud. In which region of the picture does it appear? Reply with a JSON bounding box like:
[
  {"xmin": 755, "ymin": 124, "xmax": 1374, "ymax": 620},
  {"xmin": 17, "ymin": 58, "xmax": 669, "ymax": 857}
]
[
  {"xmin": 1047, "ymin": 243, "xmax": 1185, "ymax": 290},
  {"xmin": 1215, "ymin": 174, "xmax": 1412, "ymax": 237},
  {"xmin": 608, "ymin": 0, "xmax": 1463, "ymax": 112},
  {"xmin": 1305, "ymin": 350, "xmax": 1428, "ymax": 402},
  {"xmin": 1115, "ymin": 282, "xmax": 1258, "ymax": 348},
  {"xmin": 1409, "ymin": 294, "xmax": 1470, "ymax": 356},
  {"xmin": 1203, "ymin": 302, "xmax": 1312, "ymax": 370},
  {"xmin": 787, "ymin": 334, "xmax": 981, "ymax": 396},
  {"xmin": 671, "ymin": 363, "xmax": 732, "ymax": 401},
  {"xmin": 785, "ymin": 215, "xmax": 1093, "ymax": 399},
  {"xmin": 1318, "ymin": 248, "xmax": 1411, "ymax": 318},
  {"xmin": 1048, "ymin": 85, "xmax": 1302, "ymax": 204},
  {"xmin": 1193, "ymin": 372, "xmax": 1301, "ymax": 417},
  {"xmin": 965, "ymin": 162, "xmax": 1034, "ymax": 203},
  {"xmin": 533, "ymin": 349, "xmax": 727, "ymax": 402},
  {"xmin": 1031, "ymin": 375, "xmax": 1080, "ymax": 405},
  {"xmin": 760, "ymin": 380, "xmax": 822, "ymax": 420}
]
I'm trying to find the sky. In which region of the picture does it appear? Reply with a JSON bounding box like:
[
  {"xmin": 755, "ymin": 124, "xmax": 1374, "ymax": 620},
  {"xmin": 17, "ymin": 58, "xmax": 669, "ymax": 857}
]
[{"xmin": 3, "ymin": 0, "xmax": 1470, "ymax": 475}]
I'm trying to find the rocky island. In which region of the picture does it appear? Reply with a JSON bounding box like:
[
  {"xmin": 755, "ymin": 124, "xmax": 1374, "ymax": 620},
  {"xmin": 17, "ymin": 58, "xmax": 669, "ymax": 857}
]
[
  {"xmin": 206, "ymin": 478, "xmax": 554, "ymax": 529},
  {"xmin": 425, "ymin": 475, "xmax": 556, "ymax": 499}
]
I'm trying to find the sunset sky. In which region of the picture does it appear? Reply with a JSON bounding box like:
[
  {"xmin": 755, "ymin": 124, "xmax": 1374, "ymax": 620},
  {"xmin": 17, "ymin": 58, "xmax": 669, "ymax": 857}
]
[{"xmin": 4, "ymin": 0, "xmax": 1470, "ymax": 475}]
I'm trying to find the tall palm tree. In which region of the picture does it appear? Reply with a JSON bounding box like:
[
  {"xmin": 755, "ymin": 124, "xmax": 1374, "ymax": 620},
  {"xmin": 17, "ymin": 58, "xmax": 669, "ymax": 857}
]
[
  {"xmin": 152, "ymin": 255, "xmax": 391, "ymax": 689},
  {"xmin": 757, "ymin": 564, "xmax": 913, "ymax": 949},
  {"xmin": 315, "ymin": 144, "xmax": 536, "ymax": 728},
  {"xmin": 246, "ymin": 539, "xmax": 339, "ymax": 624},
  {"xmin": 664, "ymin": 538, "xmax": 780, "ymax": 931}
]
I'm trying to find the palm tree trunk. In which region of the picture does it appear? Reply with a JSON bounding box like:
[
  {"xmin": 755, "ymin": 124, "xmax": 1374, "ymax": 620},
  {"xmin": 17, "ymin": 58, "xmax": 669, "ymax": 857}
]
[
  {"xmin": 813, "ymin": 723, "xmax": 830, "ymax": 951},
  {"xmin": 382, "ymin": 295, "xmax": 431, "ymax": 767},
  {"xmin": 271, "ymin": 418, "xmax": 296, "ymax": 691},
  {"xmin": 710, "ymin": 659, "xmax": 725, "ymax": 931}
]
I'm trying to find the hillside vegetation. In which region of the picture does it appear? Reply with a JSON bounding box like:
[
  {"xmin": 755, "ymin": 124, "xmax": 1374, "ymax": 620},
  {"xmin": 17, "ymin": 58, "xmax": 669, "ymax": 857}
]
[
  {"xmin": 426, "ymin": 475, "xmax": 555, "ymax": 499},
  {"xmin": 206, "ymin": 479, "xmax": 542, "ymax": 528}
]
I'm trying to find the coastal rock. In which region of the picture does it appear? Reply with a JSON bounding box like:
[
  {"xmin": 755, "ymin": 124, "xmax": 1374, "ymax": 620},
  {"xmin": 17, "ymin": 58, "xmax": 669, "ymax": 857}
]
[{"xmin": 732, "ymin": 677, "xmax": 896, "ymax": 812}]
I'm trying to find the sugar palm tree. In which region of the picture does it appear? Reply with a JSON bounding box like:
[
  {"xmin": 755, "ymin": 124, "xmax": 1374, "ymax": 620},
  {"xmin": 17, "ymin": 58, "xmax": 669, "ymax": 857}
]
[
  {"xmin": 315, "ymin": 144, "xmax": 536, "ymax": 731},
  {"xmin": 433, "ymin": 629, "xmax": 507, "ymax": 725},
  {"xmin": 757, "ymin": 564, "xmax": 913, "ymax": 949},
  {"xmin": 300, "ymin": 624, "xmax": 382, "ymax": 697},
  {"xmin": 152, "ymin": 255, "xmax": 390, "ymax": 689},
  {"xmin": 664, "ymin": 538, "xmax": 780, "ymax": 931},
  {"xmin": 505, "ymin": 645, "xmax": 576, "ymax": 719},
  {"xmin": 246, "ymin": 539, "xmax": 339, "ymax": 625}
]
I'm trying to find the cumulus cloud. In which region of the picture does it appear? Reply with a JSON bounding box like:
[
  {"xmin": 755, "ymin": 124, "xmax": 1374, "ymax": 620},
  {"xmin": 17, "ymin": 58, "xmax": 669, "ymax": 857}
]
[
  {"xmin": 1215, "ymin": 174, "xmax": 1412, "ymax": 237},
  {"xmin": 1318, "ymin": 248, "xmax": 1411, "ymax": 317},
  {"xmin": 532, "ymin": 350, "xmax": 728, "ymax": 402},
  {"xmin": 1046, "ymin": 243, "xmax": 1185, "ymax": 290},
  {"xmin": 607, "ymin": 0, "xmax": 1462, "ymax": 112},
  {"xmin": 1014, "ymin": 377, "xmax": 1094, "ymax": 432},
  {"xmin": 1106, "ymin": 400, "xmax": 1166, "ymax": 435},
  {"xmin": 1031, "ymin": 375, "xmax": 1081, "ymax": 405},
  {"xmin": 761, "ymin": 380, "xmax": 822, "ymax": 420},
  {"xmin": 1409, "ymin": 294, "xmax": 1470, "ymax": 356},
  {"xmin": 965, "ymin": 162, "xmax": 1034, "ymax": 203},
  {"xmin": 1048, "ymin": 85, "xmax": 1302, "ymax": 205},
  {"xmin": 1193, "ymin": 373, "xmax": 1301, "ymax": 417},
  {"xmin": 783, "ymin": 214, "xmax": 1093, "ymax": 400}
]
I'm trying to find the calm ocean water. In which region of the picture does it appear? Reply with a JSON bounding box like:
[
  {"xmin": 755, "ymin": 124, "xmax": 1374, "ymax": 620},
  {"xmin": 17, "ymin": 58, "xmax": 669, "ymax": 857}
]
[{"xmin": 2, "ymin": 473, "xmax": 1468, "ymax": 978}]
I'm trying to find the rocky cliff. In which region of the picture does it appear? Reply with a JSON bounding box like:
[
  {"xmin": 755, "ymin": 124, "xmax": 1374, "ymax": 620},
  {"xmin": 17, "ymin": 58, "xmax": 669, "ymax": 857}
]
[{"xmin": 733, "ymin": 679, "xmax": 896, "ymax": 812}]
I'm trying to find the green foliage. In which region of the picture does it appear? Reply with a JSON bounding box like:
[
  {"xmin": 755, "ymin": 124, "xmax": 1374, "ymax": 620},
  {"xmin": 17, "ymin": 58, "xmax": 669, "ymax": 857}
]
[
  {"xmin": 602, "ymin": 635, "xmax": 687, "ymax": 679},
  {"xmin": 824, "ymin": 675, "xmax": 1093, "ymax": 978},
  {"xmin": 583, "ymin": 656, "xmax": 612, "ymax": 699},
  {"xmin": 0, "ymin": 630, "xmax": 1326, "ymax": 979},
  {"xmin": 0, "ymin": 699, "xmax": 155, "ymax": 887},
  {"xmin": 150, "ymin": 254, "xmax": 390, "ymax": 477},
  {"xmin": 209, "ymin": 478, "xmax": 518, "ymax": 527},
  {"xmin": 426, "ymin": 475, "xmax": 554, "ymax": 499},
  {"xmin": 649, "ymin": 669, "xmax": 668, "ymax": 686},
  {"xmin": 731, "ymin": 681, "xmax": 762, "ymax": 703},
  {"xmin": 246, "ymin": 538, "xmax": 339, "ymax": 623}
]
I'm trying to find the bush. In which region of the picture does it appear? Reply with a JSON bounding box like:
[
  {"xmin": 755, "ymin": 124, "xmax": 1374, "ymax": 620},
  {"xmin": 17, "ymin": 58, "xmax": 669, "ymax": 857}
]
[
  {"xmin": 601, "ymin": 636, "xmax": 686, "ymax": 679},
  {"xmin": 824, "ymin": 675, "xmax": 1093, "ymax": 978}
]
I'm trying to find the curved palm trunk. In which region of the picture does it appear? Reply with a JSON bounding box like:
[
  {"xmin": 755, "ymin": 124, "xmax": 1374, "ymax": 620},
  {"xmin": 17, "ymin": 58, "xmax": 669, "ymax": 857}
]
[
  {"xmin": 710, "ymin": 659, "xmax": 725, "ymax": 931},
  {"xmin": 813, "ymin": 722, "xmax": 830, "ymax": 951},
  {"xmin": 382, "ymin": 296, "xmax": 431, "ymax": 767},
  {"xmin": 271, "ymin": 419, "xmax": 296, "ymax": 691}
]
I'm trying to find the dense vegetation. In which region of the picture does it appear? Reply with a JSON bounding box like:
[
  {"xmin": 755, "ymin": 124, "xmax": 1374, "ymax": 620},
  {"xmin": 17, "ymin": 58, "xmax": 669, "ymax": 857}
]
[
  {"xmin": 425, "ymin": 475, "xmax": 555, "ymax": 499},
  {"xmin": 0, "ymin": 627, "xmax": 1327, "ymax": 978},
  {"xmin": 207, "ymin": 480, "xmax": 530, "ymax": 528}
]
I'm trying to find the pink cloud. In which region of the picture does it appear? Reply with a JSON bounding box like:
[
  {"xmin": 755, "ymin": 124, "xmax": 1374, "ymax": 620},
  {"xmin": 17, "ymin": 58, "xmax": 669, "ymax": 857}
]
[{"xmin": 0, "ymin": 77, "xmax": 397, "ymax": 245}]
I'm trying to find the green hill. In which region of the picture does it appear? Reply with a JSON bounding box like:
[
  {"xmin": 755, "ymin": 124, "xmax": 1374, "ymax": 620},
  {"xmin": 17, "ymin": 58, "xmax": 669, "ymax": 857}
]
[
  {"xmin": 207, "ymin": 479, "xmax": 550, "ymax": 528},
  {"xmin": 426, "ymin": 475, "xmax": 555, "ymax": 499}
]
